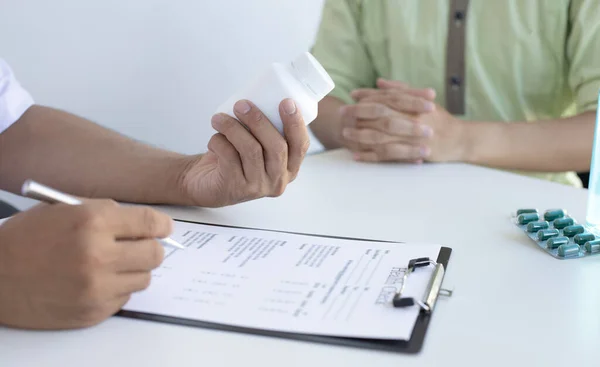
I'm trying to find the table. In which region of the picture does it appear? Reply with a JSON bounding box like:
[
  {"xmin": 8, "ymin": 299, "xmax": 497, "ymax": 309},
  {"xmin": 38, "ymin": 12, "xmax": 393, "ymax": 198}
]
[{"xmin": 1, "ymin": 149, "xmax": 598, "ymax": 366}]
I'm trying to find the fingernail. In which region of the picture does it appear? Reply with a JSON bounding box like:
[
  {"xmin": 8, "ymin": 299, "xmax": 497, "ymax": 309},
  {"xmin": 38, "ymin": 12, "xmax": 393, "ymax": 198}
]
[
  {"xmin": 423, "ymin": 101, "xmax": 435, "ymax": 112},
  {"xmin": 211, "ymin": 114, "xmax": 224, "ymax": 128},
  {"xmin": 420, "ymin": 146, "xmax": 431, "ymax": 157},
  {"xmin": 421, "ymin": 125, "xmax": 434, "ymax": 138},
  {"xmin": 282, "ymin": 99, "xmax": 297, "ymax": 115},
  {"xmin": 426, "ymin": 88, "xmax": 437, "ymax": 99},
  {"xmin": 234, "ymin": 100, "xmax": 251, "ymax": 115},
  {"xmin": 339, "ymin": 105, "xmax": 349, "ymax": 116}
]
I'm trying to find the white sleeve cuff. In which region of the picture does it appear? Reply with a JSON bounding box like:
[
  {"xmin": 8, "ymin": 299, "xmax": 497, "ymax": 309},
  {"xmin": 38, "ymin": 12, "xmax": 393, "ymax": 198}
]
[{"xmin": 0, "ymin": 59, "xmax": 35, "ymax": 134}]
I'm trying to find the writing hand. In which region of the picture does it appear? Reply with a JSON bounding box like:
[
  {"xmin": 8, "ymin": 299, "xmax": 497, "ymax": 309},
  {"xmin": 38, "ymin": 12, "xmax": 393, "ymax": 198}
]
[{"xmin": 0, "ymin": 200, "xmax": 172, "ymax": 329}]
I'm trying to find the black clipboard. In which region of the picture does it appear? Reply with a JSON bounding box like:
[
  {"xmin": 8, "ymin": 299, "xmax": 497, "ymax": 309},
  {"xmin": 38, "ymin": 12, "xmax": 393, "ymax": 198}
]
[{"xmin": 117, "ymin": 220, "xmax": 453, "ymax": 354}]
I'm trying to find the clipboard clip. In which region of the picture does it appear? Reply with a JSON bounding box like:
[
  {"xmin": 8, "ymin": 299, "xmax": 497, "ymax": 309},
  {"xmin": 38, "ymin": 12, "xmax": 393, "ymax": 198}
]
[{"xmin": 392, "ymin": 257, "xmax": 452, "ymax": 313}]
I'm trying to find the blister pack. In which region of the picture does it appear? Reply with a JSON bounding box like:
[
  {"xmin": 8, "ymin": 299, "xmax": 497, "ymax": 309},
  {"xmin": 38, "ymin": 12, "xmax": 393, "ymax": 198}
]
[{"xmin": 513, "ymin": 208, "xmax": 600, "ymax": 259}]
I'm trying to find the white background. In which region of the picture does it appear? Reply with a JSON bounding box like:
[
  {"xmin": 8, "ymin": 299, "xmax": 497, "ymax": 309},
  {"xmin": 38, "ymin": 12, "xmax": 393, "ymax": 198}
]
[{"xmin": 0, "ymin": 0, "xmax": 326, "ymax": 154}]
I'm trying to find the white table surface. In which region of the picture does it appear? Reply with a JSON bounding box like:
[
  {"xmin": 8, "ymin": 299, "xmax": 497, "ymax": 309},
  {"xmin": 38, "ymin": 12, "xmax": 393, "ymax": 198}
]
[{"xmin": 1, "ymin": 149, "xmax": 598, "ymax": 367}]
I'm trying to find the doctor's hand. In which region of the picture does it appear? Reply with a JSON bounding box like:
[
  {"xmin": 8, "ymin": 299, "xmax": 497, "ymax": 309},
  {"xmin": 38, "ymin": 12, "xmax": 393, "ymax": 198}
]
[
  {"xmin": 178, "ymin": 99, "xmax": 310, "ymax": 208},
  {"xmin": 0, "ymin": 200, "xmax": 171, "ymax": 330},
  {"xmin": 341, "ymin": 79, "xmax": 467, "ymax": 163}
]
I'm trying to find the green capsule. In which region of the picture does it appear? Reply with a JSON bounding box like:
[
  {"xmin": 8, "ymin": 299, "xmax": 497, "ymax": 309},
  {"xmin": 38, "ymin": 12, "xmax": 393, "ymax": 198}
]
[
  {"xmin": 558, "ymin": 244, "xmax": 581, "ymax": 258},
  {"xmin": 574, "ymin": 233, "xmax": 595, "ymax": 245},
  {"xmin": 517, "ymin": 209, "xmax": 539, "ymax": 215},
  {"xmin": 518, "ymin": 213, "xmax": 539, "ymax": 225},
  {"xmin": 547, "ymin": 236, "xmax": 569, "ymax": 249},
  {"xmin": 553, "ymin": 217, "xmax": 574, "ymax": 230},
  {"xmin": 584, "ymin": 240, "xmax": 600, "ymax": 253},
  {"xmin": 537, "ymin": 229, "xmax": 560, "ymax": 241},
  {"xmin": 544, "ymin": 209, "xmax": 565, "ymax": 221},
  {"xmin": 527, "ymin": 221, "xmax": 549, "ymax": 233},
  {"xmin": 563, "ymin": 225, "xmax": 585, "ymax": 237}
]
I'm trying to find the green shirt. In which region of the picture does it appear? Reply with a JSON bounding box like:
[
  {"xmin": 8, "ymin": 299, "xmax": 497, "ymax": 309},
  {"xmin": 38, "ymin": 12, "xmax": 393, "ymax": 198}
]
[{"xmin": 311, "ymin": 0, "xmax": 600, "ymax": 187}]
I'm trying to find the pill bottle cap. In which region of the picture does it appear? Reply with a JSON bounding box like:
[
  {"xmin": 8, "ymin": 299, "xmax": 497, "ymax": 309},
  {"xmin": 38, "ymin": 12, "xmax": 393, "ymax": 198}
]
[{"xmin": 290, "ymin": 52, "xmax": 335, "ymax": 100}]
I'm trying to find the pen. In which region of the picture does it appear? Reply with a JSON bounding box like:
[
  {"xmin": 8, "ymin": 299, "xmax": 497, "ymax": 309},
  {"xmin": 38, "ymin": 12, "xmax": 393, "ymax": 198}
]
[{"xmin": 21, "ymin": 179, "xmax": 186, "ymax": 250}]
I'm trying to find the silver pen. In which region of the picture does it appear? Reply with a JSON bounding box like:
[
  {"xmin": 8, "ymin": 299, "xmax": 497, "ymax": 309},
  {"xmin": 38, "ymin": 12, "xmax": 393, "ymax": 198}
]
[{"xmin": 21, "ymin": 179, "xmax": 185, "ymax": 250}]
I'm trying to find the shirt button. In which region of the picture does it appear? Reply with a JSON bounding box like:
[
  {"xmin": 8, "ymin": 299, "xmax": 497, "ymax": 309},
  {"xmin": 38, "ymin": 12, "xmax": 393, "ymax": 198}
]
[
  {"xmin": 450, "ymin": 76, "xmax": 462, "ymax": 90},
  {"xmin": 454, "ymin": 11, "xmax": 465, "ymax": 26}
]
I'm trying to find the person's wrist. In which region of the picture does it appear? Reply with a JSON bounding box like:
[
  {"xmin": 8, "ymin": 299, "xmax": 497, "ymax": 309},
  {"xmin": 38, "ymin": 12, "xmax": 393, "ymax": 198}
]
[
  {"xmin": 334, "ymin": 106, "xmax": 351, "ymax": 149},
  {"xmin": 165, "ymin": 154, "xmax": 204, "ymax": 206},
  {"xmin": 451, "ymin": 117, "xmax": 473, "ymax": 163}
]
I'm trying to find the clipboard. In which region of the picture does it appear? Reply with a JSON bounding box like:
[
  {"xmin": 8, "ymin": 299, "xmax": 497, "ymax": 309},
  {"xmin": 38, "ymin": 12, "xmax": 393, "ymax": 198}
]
[{"xmin": 117, "ymin": 220, "xmax": 453, "ymax": 354}]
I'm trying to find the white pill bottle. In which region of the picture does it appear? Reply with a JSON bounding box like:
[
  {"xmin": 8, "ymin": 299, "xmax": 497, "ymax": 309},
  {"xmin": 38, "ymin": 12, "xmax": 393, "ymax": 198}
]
[{"xmin": 215, "ymin": 52, "xmax": 335, "ymax": 135}]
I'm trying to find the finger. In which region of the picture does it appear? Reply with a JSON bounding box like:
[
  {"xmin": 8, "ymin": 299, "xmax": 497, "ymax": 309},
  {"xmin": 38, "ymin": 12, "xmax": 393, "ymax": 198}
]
[
  {"xmin": 353, "ymin": 115, "xmax": 433, "ymax": 139},
  {"xmin": 352, "ymin": 86, "xmax": 435, "ymax": 103},
  {"xmin": 350, "ymin": 88, "xmax": 383, "ymax": 101},
  {"xmin": 376, "ymin": 78, "xmax": 409, "ymax": 90},
  {"xmin": 280, "ymin": 99, "xmax": 310, "ymax": 180},
  {"xmin": 340, "ymin": 103, "xmax": 390, "ymax": 122},
  {"xmin": 406, "ymin": 88, "xmax": 436, "ymax": 101},
  {"xmin": 353, "ymin": 150, "xmax": 424, "ymax": 164},
  {"xmin": 114, "ymin": 239, "xmax": 165, "ymax": 273},
  {"xmin": 231, "ymin": 100, "xmax": 288, "ymax": 182},
  {"xmin": 342, "ymin": 128, "xmax": 405, "ymax": 145},
  {"xmin": 211, "ymin": 111, "xmax": 265, "ymax": 183},
  {"xmin": 339, "ymin": 136, "xmax": 372, "ymax": 153},
  {"xmin": 114, "ymin": 295, "xmax": 132, "ymax": 311},
  {"xmin": 207, "ymin": 133, "xmax": 244, "ymax": 178},
  {"xmin": 354, "ymin": 143, "xmax": 431, "ymax": 162},
  {"xmin": 114, "ymin": 272, "xmax": 154, "ymax": 296},
  {"xmin": 360, "ymin": 94, "xmax": 435, "ymax": 114},
  {"xmin": 79, "ymin": 201, "xmax": 173, "ymax": 240},
  {"xmin": 112, "ymin": 207, "xmax": 172, "ymax": 240},
  {"xmin": 377, "ymin": 79, "xmax": 436, "ymax": 100}
]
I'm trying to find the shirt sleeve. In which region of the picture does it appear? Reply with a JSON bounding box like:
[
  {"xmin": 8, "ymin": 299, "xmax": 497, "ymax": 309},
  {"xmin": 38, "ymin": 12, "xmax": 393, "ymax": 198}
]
[
  {"xmin": 567, "ymin": 0, "xmax": 600, "ymax": 113},
  {"xmin": 310, "ymin": 0, "xmax": 376, "ymax": 105},
  {"xmin": 0, "ymin": 58, "xmax": 34, "ymax": 134}
]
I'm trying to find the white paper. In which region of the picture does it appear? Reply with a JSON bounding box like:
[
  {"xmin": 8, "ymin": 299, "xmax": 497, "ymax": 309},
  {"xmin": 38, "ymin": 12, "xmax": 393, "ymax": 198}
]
[{"xmin": 123, "ymin": 221, "xmax": 443, "ymax": 340}]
